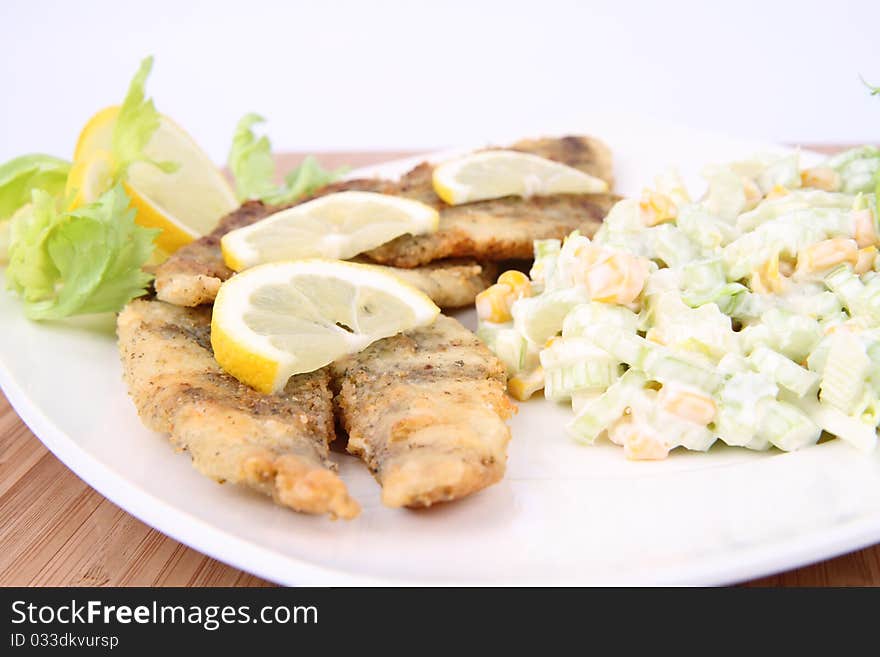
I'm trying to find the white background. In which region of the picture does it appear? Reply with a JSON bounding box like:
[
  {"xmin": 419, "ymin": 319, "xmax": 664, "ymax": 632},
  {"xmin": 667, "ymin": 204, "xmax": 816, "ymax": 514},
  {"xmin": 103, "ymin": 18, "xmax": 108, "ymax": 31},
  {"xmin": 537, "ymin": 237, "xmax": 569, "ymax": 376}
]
[{"xmin": 1, "ymin": 0, "xmax": 878, "ymax": 164}]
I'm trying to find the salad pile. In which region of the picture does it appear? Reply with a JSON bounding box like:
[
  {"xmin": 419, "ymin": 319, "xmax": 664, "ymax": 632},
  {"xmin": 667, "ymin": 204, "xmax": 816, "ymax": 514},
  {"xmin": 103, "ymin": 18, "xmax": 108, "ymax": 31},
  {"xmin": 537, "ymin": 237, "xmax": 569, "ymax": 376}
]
[{"xmin": 477, "ymin": 147, "xmax": 880, "ymax": 459}]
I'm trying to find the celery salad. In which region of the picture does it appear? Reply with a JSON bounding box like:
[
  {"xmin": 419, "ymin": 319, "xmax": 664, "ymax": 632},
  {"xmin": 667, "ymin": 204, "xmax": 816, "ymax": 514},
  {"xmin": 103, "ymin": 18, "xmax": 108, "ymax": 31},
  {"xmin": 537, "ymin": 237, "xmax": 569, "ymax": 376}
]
[{"xmin": 477, "ymin": 146, "xmax": 880, "ymax": 460}]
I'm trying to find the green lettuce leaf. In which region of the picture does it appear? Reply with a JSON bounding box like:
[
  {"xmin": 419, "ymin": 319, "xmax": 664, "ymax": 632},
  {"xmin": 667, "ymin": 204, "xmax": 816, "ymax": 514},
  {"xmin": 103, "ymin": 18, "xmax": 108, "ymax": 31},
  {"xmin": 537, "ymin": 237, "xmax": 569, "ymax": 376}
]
[
  {"xmin": 227, "ymin": 114, "xmax": 346, "ymax": 204},
  {"xmin": 268, "ymin": 155, "xmax": 345, "ymax": 205},
  {"xmin": 6, "ymin": 190, "xmax": 60, "ymax": 302},
  {"xmin": 111, "ymin": 56, "xmax": 177, "ymax": 179},
  {"xmin": 227, "ymin": 113, "xmax": 277, "ymax": 202},
  {"xmin": 6, "ymin": 186, "xmax": 158, "ymax": 320},
  {"xmin": 0, "ymin": 154, "xmax": 70, "ymax": 221}
]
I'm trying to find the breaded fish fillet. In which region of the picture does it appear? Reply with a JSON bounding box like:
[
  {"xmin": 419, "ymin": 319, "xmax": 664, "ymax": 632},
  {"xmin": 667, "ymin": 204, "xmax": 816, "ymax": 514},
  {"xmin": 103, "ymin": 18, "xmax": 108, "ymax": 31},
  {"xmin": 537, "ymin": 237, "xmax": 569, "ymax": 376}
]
[
  {"xmin": 154, "ymin": 135, "xmax": 617, "ymax": 303},
  {"xmin": 154, "ymin": 197, "xmax": 497, "ymax": 310},
  {"xmin": 364, "ymin": 136, "xmax": 619, "ymax": 268},
  {"xmin": 154, "ymin": 178, "xmax": 387, "ymax": 307},
  {"xmin": 331, "ymin": 315, "xmax": 515, "ymax": 508},
  {"xmin": 117, "ymin": 299, "xmax": 360, "ymax": 519}
]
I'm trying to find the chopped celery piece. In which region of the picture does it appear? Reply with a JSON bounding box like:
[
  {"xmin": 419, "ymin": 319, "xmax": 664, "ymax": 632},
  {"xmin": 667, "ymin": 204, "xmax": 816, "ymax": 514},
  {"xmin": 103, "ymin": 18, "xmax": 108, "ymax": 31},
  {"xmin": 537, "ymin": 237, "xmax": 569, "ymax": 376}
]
[
  {"xmin": 585, "ymin": 329, "xmax": 652, "ymax": 367},
  {"xmin": 529, "ymin": 238, "xmax": 560, "ymax": 286},
  {"xmin": 737, "ymin": 190, "xmax": 853, "ymax": 232},
  {"xmin": 759, "ymin": 399, "xmax": 821, "ymax": 451},
  {"xmin": 826, "ymin": 146, "xmax": 880, "ymax": 194},
  {"xmin": 512, "ymin": 286, "xmax": 590, "ymax": 346},
  {"xmin": 819, "ymin": 334, "xmax": 869, "ymax": 415},
  {"xmin": 642, "ymin": 348, "xmax": 723, "ymax": 392},
  {"xmin": 748, "ymin": 347, "xmax": 819, "ymax": 397},
  {"xmin": 799, "ymin": 396, "xmax": 878, "ymax": 452},
  {"xmin": 647, "ymin": 224, "xmax": 698, "ymax": 268},
  {"xmin": 477, "ymin": 325, "xmax": 533, "ymax": 375},
  {"xmin": 566, "ymin": 370, "xmax": 646, "ymax": 444},
  {"xmin": 747, "ymin": 308, "xmax": 822, "ymax": 362},
  {"xmin": 571, "ymin": 390, "xmax": 603, "ymax": 414},
  {"xmin": 561, "ymin": 302, "xmax": 639, "ymax": 338},
  {"xmin": 676, "ymin": 204, "xmax": 737, "ymax": 251},
  {"xmin": 680, "ymin": 257, "xmax": 726, "ymax": 300},
  {"xmin": 715, "ymin": 372, "xmax": 778, "ymax": 448},
  {"xmin": 540, "ymin": 337, "xmax": 621, "ymax": 401}
]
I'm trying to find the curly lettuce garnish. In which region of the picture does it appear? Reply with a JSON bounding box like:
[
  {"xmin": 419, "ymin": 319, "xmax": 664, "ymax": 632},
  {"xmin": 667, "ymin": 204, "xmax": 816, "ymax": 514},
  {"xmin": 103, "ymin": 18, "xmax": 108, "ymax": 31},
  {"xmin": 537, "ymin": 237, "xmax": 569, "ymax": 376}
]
[
  {"xmin": 227, "ymin": 113, "xmax": 346, "ymax": 205},
  {"xmin": 0, "ymin": 154, "xmax": 70, "ymax": 221},
  {"xmin": 0, "ymin": 154, "xmax": 71, "ymax": 264},
  {"xmin": 6, "ymin": 186, "xmax": 157, "ymax": 320},
  {"xmin": 3, "ymin": 58, "xmax": 175, "ymax": 318}
]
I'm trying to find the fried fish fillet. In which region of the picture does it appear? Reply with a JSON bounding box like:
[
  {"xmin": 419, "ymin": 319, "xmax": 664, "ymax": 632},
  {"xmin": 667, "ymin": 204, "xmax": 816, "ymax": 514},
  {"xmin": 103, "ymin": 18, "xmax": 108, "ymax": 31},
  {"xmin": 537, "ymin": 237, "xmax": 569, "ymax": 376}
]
[
  {"xmin": 364, "ymin": 136, "xmax": 619, "ymax": 268},
  {"xmin": 154, "ymin": 135, "xmax": 616, "ymax": 304},
  {"xmin": 154, "ymin": 179, "xmax": 387, "ymax": 307},
  {"xmin": 331, "ymin": 315, "xmax": 515, "ymax": 508},
  {"xmin": 153, "ymin": 196, "xmax": 497, "ymax": 309},
  {"xmin": 117, "ymin": 298, "xmax": 360, "ymax": 519}
]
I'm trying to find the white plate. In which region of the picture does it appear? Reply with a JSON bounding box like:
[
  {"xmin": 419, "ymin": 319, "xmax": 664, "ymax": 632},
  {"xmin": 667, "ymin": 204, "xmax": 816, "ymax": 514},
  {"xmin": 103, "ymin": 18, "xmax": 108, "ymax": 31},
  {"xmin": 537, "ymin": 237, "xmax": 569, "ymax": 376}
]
[{"xmin": 3, "ymin": 114, "xmax": 880, "ymax": 586}]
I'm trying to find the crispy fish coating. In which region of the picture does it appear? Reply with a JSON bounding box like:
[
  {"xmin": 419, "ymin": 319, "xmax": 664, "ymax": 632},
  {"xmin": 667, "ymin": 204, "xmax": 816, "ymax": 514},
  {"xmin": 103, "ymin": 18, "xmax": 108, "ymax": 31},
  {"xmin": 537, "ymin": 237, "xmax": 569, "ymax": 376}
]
[
  {"xmin": 331, "ymin": 315, "xmax": 515, "ymax": 508},
  {"xmin": 117, "ymin": 299, "xmax": 360, "ymax": 519},
  {"xmin": 351, "ymin": 257, "xmax": 497, "ymax": 309},
  {"xmin": 365, "ymin": 136, "xmax": 619, "ymax": 267}
]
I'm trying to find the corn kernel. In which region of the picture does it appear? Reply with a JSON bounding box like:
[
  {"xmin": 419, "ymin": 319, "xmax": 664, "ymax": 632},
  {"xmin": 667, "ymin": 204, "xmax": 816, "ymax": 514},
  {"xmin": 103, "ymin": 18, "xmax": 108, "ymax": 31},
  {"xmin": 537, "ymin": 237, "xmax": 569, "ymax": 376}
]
[
  {"xmin": 796, "ymin": 238, "xmax": 858, "ymax": 273},
  {"xmin": 855, "ymin": 246, "xmax": 877, "ymax": 274},
  {"xmin": 507, "ymin": 367, "xmax": 544, "ymax": 401},
  {"xmin": 475, "ymin": 283, "xmax": 515, "ymax": 323},
  {"xmin": 497, "ymin": 270, "xmax": 532, "ymax": 298},
  {"xmin": 639, "ymin": 189, "xmax": 678, "ymax": 226},
  {"xmin": 574, "ymin": 242, "xmax": 609, "ymax": 269},
  {"xmin": 584, "ymin": 252, "xmax": 650, "ymax": 305},
  {"xmin": 853, "ymin": 208, "xmax": 879, "ymax": 248},
  {"xmin": 801, "ymin": 167, "xmax": 841, "ymax": 192},
  {"xmin": 765, "ymin": 184, "xmax": 790, "ymax": 200},
  {"xmin": 621, "ymin": 426, "xmax": 669, "ymax": 460},
  {"xmin": 658, "ymin": 386, "xmax": 716, "ymax": 425},
  {"xmin": 751, "ymin": 254, "xmax": 787, "ymax": 294}
]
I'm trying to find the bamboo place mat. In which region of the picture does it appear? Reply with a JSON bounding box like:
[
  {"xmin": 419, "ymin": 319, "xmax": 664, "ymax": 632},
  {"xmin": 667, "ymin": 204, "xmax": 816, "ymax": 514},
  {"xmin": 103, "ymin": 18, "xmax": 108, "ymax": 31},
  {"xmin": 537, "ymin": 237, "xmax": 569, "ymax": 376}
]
[{"xmin": 2, "ymin": 148, "xmax": 879, "ymax": 587}]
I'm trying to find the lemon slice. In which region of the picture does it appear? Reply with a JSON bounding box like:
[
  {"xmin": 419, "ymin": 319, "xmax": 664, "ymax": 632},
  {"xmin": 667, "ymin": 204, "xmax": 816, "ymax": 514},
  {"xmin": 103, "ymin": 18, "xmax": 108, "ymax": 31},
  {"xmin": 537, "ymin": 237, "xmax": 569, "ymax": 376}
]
[
  {"xmin": 65, "ymin": 149, "xmax": 115, "ymax": 209},
  {"xmin": 432, "ymin": 149, "xmax": 609, "ymax": 205},
  {"xmin": 66, "ymin": 106, "xmax": 237, "ymax": 253},
  {"xmin": 211, "ymin": 260, "xmax": 440, "ymax": 393},
  {"xmin": 220, "ymin": 191, "xmax": 439, "ymax": 271}
]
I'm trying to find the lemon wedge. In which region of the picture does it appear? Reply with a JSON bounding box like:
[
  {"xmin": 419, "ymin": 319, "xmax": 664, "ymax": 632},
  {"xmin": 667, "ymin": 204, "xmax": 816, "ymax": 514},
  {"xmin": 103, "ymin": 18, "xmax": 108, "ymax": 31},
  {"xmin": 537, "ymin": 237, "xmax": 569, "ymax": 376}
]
[
  {"xmin": 432, "ymin": 149, "xmax": 609, "ymax": 205},
  {"xmin": 211, "ymin": 260, "xmax": 440, "ymax": 393},
  {"xmin": 66, "ymin": 106, "xmax": 237, "ymax": 253},
  {"xmin": 220, "ymin": 190, "xmax": 439, "ymax": 271}
]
